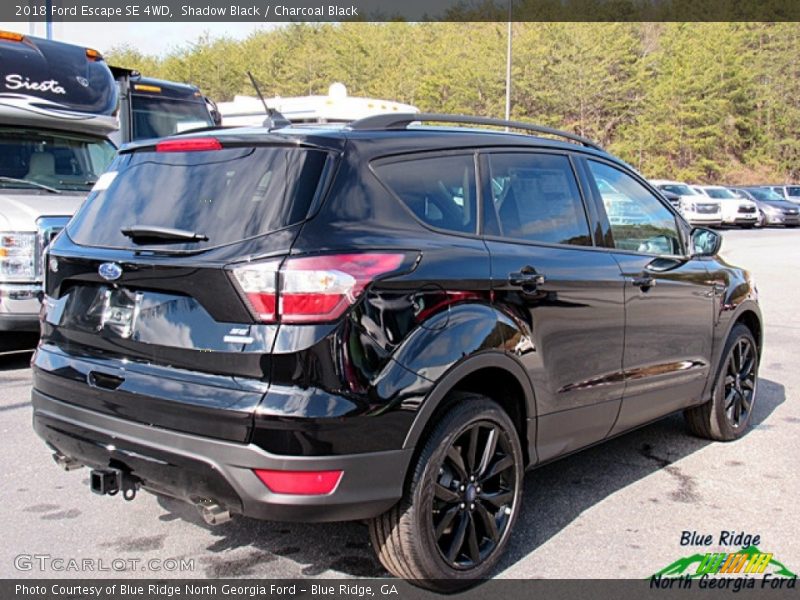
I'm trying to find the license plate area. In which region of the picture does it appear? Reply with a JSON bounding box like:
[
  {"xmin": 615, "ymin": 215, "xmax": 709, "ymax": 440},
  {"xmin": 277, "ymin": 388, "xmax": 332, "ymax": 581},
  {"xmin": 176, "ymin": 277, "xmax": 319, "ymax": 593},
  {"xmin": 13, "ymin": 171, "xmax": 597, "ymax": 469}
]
[{"xmin": 100, "ymin": 288, "xmax": 141, "ymax": 339}]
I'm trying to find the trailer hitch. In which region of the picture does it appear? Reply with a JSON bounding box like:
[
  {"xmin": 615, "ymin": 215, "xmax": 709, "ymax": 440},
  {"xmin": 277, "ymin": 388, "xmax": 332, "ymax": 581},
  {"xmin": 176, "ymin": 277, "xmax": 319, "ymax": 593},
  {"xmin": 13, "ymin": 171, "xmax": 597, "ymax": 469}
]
[{"xmin": 89, "ymin": 468, "xmax": 139, "ymax": 501}]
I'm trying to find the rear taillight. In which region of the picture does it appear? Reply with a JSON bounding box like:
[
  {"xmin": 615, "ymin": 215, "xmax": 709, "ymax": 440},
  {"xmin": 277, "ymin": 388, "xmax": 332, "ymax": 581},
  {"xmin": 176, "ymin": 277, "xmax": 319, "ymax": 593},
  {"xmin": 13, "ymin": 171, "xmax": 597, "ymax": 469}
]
[
  {"xmin": 232, "ymin": 253, "xmax": 405, "ymax": 324},
  {"xmin": 253, "ymin": 469, "xmax": 343, "ymax": 495},
  {"xmin": 155, "ymin": 137, "xmax": 222, "ymax": 152}
]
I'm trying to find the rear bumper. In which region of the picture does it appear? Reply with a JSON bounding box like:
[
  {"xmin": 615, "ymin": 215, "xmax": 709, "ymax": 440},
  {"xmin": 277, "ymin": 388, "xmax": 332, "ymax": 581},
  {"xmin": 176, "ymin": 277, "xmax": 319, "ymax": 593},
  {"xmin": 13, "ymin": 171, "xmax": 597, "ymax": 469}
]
[{"xmin": 32, "ymin": 389, "xmax": 412, "ymax": 522}]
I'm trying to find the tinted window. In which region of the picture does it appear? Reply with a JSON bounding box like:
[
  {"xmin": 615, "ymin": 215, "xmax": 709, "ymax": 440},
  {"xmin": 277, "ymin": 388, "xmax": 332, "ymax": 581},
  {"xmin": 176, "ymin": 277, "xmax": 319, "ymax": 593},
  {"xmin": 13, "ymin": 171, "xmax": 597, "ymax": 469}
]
[
  {"xmin": 375, "ymin": 154, "xmax": 477, "ymax": 234},
  {"xmin": 589, "ymin": 161, "xmax": 682, "ymax": 255},
  {"xmin": 67, "ymin": 146, "xmax": 328, "ymax": 251},
  {"xmin": 487, "ymin": 153, "xmax": 591, "ymax": 246},
  {"xmin": 787, "ymin": 186, "xmax": 800, "ymax": 196}
]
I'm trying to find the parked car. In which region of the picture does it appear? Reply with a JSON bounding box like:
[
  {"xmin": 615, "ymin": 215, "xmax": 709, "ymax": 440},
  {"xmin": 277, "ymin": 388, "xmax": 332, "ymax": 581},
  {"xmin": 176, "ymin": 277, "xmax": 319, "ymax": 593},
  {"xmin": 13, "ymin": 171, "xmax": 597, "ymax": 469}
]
[
  {"xmin": 695, "ymin": 185, "xmax": 758, "ymax": 227},
  {"xmin": 649, "ymin": 179, "xmax": 722, "ymax": 227},
  {"xmin": 758, "ymin": 185, "xmax": 800, "ymax": 204},
  {"xmin": 732, "ymin": 187, "xmax": 800, "ymax": 227},
  {"xmin": 32, "ymin": 114, "xmax": 762, "ymax": 589}
]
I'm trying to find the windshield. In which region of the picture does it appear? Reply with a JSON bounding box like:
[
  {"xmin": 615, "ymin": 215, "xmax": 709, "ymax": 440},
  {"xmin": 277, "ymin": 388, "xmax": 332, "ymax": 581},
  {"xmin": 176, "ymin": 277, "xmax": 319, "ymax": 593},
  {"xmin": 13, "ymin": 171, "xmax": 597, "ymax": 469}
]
[
  {"xmin": 131, "ymin": 96, "xmax": 215, "ymax": 140},
  {"xmin": 67, "ymin": 145, "xmax": 329, "ymax": 251},
  {"xmin": 787, "ymin": 186, "xmax": 800, "ymax": 196},
  {"xmin": 703, "ymin": 188, "xmax": 737, "ymax": 199},
  {"xmin": 0, "ymin": 128, "xmax": 116, "ymax": 193},
  {"xmin": 747, "ymin": 188, "xmax": 784, "ymax": 201},
  {"xmin": 659, "ymin": 184, "xmax": 698, "ymax": 196}
]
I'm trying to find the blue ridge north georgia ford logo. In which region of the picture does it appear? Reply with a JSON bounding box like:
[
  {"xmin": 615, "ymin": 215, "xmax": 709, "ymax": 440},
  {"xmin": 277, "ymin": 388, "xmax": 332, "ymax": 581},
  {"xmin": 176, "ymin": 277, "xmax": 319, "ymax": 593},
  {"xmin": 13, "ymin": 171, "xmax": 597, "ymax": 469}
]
[{"xmin": 98, "ymin": 262, "xmax": 123, "ymax": 281}]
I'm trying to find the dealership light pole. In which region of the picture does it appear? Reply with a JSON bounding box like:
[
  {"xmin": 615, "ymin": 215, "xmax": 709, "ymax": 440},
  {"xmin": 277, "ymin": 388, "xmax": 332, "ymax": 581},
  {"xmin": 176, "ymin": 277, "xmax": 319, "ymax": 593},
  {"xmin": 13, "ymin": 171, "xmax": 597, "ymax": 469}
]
[{"xmin": 504, "ymin": 2, "xmax": 512, "ymax": 127}]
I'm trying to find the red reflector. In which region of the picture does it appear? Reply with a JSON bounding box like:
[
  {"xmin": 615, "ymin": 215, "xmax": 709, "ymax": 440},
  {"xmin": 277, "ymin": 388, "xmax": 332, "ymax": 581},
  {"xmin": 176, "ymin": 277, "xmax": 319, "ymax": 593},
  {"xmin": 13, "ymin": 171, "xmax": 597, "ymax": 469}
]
[
  {"xmin": 155, "ymin": 137, "xmax": 222, "ymax": 152},
  {"xmin": 254, "ymin": 469, "xmax": 343, "ymax": 495}
]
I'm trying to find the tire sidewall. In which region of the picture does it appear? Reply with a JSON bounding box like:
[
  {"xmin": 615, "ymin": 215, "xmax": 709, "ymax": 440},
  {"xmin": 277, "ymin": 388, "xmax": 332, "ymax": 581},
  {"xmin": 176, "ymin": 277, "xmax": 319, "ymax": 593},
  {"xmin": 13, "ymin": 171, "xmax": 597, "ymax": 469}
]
[{"xmin": 411, "ymin": 402, "xmax": 524, "ymax": 581}]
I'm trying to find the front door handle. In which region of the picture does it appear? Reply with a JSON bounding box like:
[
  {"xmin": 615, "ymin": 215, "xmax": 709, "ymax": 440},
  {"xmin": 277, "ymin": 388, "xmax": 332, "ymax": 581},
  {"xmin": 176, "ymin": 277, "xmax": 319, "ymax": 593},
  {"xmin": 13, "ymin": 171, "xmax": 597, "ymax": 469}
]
[
  {"xmin": 631, "ymin": 274, "xmax": 656, "ymax": 290},
  {"xmin": 509, "ymin": 266, "xmax": 546, "ymax": 292}
]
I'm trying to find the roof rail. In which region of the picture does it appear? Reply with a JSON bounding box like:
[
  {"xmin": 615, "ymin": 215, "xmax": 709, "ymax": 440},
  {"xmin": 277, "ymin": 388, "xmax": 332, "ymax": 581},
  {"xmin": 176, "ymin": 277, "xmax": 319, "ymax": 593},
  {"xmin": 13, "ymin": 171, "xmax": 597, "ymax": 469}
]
[{"xmin": 349, "ymin": 113, "xmax": 603, "ymax": 151}]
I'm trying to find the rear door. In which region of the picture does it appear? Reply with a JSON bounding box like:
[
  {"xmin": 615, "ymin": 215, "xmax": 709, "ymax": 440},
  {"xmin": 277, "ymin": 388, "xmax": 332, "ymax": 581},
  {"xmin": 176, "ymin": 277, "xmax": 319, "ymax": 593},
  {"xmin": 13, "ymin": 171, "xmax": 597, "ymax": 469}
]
[
  {"xmin": 481, "ymin": 150, "xmax": 625, "ymax": 463},
  {"xmin": 581, "ymin": 158, "xmax": 715, "ymax": 435}
]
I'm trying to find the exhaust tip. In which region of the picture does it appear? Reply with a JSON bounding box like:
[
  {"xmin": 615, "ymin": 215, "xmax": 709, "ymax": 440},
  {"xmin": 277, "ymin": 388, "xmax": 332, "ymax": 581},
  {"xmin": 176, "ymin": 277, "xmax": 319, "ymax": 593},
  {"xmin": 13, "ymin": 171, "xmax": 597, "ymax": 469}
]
[
  {"xmin": 196, "ymin": 500, "xmax": 232, "ymax": 526},
  {"xmin": 53, "ymin": 453, "xmax": 83, "ymax": 472}
]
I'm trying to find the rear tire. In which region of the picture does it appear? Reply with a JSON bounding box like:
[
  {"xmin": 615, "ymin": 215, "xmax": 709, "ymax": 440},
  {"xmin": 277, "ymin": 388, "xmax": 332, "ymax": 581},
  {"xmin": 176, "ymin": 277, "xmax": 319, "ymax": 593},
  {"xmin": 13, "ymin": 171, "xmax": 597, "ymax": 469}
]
[
  {"xmin": 369, "ymin": 393, "xmax": 523, "ymax": 591},
  {"xmin": 684, "ymin": 324, "xmax": 758, "ymax": 441}
]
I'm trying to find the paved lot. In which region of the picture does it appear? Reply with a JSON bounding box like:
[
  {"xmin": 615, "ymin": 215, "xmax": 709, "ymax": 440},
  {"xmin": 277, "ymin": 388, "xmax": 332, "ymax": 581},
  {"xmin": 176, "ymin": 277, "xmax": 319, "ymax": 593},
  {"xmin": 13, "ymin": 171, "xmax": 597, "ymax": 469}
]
[{"xmin": 1, "ymin": 228, "xmax": 798, "ymax": 580}]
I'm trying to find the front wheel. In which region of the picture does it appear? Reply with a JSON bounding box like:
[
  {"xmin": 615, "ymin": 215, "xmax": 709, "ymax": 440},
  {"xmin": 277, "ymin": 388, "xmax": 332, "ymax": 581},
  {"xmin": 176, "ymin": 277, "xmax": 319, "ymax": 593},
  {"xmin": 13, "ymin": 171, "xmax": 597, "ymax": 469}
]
[
  {"xmin": 684, "ymin": 324, "xmax": 759, "ymax": 441},
  {"xmin": 369, "ymin": 393, "xmax": 523, "ymax": 591}
]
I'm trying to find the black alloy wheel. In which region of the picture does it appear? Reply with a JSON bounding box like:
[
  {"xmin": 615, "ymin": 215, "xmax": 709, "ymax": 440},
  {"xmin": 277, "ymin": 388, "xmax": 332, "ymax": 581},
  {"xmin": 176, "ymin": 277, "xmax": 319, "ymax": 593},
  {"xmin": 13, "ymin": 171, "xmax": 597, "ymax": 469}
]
[
  {"xmin": 723, "ymin": 337, "xmax": 757, "ymax": 429},
  {"xmin": 432, "ymin": 421, "xmax": 517, "ymax": 569},
  {"xmin": 370, "ymin": 393, "xmax": 523, "ymax": 591},
  {"xmin": 685, "ymin": 323, "xmax": 759, "ymax": 441}
]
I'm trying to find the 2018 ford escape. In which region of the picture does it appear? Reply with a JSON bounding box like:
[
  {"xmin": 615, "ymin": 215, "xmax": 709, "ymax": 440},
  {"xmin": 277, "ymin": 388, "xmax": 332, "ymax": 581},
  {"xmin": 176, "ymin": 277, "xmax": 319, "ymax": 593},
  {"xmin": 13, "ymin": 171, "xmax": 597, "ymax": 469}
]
[{"xmin": 31, "ymin": 114, "xmax": 762, "ymax": 589}]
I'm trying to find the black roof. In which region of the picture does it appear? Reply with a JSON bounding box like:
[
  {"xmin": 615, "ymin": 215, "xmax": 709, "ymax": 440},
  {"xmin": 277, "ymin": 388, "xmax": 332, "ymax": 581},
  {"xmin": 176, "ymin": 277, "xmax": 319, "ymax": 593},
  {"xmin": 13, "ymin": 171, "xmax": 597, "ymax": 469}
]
[{"xmin": 121, "ymin": 118, "xmax": 625, "ymax": 170}]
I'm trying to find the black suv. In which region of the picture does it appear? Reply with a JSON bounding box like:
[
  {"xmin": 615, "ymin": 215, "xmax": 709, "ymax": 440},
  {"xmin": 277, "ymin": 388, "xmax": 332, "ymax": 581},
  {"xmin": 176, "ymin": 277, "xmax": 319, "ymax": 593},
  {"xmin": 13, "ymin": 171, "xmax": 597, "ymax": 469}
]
[{"xmin": 32, "ymin": 114, "xmax": 762, "ymax": 588}]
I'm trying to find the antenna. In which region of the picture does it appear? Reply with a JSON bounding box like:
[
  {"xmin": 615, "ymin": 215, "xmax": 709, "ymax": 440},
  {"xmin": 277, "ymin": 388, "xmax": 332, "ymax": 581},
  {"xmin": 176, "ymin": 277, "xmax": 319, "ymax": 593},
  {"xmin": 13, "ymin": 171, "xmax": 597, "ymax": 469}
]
[{"xmin": 246, "ymin": 71, "xmax": 291, "ymax": 130}]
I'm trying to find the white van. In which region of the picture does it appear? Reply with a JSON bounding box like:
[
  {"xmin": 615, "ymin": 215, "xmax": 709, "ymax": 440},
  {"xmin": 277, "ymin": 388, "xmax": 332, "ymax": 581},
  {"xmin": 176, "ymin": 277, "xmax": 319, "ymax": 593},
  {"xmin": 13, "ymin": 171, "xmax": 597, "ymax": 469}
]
[{"xmin": 0, "ymin": 31, "xmax": 118, "ymax": 339}]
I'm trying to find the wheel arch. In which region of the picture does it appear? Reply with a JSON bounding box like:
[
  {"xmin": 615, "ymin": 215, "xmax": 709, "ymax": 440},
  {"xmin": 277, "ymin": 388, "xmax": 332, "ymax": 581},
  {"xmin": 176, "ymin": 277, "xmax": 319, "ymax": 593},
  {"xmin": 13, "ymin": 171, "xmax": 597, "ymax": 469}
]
[{"xmin": 401, "ymin": 351, "xmax": 536, "ymax": 466}]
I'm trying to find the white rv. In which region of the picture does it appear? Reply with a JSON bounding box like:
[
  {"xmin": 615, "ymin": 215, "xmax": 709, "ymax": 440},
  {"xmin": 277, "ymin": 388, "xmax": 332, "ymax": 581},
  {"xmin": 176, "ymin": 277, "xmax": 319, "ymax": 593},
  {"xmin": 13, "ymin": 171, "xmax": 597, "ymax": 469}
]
[
  {"xmin": 0, "ymin": 31, "xmax": 118, "ymax": 343},
  {"xmin": 218, "ymin": 83, "xmax": 418, "ymax": 127}
]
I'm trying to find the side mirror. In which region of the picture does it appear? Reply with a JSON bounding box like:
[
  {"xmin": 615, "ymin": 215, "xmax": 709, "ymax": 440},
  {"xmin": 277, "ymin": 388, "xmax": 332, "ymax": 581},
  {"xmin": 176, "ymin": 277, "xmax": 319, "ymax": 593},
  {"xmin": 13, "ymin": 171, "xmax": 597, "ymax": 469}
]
[{"xmin": 690, "ymin": 227, "xmax": 722, "ymax": 257}]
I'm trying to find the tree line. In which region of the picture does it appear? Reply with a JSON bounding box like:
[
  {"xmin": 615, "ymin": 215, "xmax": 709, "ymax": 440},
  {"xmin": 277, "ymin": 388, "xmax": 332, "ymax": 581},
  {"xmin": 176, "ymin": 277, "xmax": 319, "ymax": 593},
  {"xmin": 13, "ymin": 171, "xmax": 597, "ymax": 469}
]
[{"xmin": 108, "ymin": 22, "xmax": 800, "ymax": 183}]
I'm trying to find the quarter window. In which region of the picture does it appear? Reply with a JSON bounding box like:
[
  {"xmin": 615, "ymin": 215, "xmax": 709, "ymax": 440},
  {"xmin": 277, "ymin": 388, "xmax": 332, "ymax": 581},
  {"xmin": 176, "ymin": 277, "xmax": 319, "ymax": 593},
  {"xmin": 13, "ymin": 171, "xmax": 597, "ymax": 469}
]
[
  {"xmin": 374, "ymin": 155, "xmax": 477, "ymax": 234},
  {"xmin": 588, "ymin": 161, "xmax": 682, "ymax": 255},
  {"xmin": 487, "ymin": 153, "xmax": 591, "ymax": 246}
]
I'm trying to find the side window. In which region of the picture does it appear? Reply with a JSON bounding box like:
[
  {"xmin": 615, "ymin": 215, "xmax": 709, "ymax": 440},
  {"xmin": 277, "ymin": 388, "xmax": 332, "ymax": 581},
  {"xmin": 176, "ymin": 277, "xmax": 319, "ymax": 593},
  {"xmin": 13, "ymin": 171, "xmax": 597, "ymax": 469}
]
[
  {"xmin": 487, "ymin": 153, "xmax": 591, "ymax": 246},
  {"xmin": 588, "ymin": 161, "xmax": 682, "ymax": 255},
  {"xmin": 373, "ymin": 154, "xmax": 477, "ymax": 234}
]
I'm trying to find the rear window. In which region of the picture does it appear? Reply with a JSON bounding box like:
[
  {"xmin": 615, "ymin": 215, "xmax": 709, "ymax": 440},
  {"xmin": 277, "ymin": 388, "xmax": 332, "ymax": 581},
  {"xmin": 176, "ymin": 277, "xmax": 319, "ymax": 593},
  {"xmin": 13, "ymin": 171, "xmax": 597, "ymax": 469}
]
[
  {"xmin": 373, "ymin": 154, "xmax": 477, "ymax": 234},
  {"xmin": 67, "ymin": 146, "xmax": 328, "ymax": 251}
]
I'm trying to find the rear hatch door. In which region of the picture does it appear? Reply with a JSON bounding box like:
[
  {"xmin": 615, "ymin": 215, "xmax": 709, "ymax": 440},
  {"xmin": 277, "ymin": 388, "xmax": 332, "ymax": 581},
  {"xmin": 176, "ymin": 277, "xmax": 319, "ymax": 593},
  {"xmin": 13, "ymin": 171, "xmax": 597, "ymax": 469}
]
[{"xmin": 39, "ymin": 136, "xmax": 336, "ymax": 441}]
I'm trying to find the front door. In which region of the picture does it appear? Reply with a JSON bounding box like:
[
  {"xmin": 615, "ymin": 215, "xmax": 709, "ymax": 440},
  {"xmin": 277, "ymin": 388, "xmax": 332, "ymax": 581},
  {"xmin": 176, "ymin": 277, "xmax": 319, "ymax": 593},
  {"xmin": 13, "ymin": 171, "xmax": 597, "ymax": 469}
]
[{"xmin": 583, "ymin": 159, "xmax": 715, "ymax": 435}]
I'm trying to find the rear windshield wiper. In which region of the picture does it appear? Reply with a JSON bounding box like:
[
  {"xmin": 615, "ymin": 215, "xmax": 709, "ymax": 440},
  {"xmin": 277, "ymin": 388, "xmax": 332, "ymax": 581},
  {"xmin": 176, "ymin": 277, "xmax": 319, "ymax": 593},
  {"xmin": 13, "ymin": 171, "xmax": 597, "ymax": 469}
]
[
  {"xmin": 0, "ymin": 176, "xmax": 61, "ymax": 194},
  {"xmin": 120, "ymin": 225, "xmax": 209, "ymax": 244}
]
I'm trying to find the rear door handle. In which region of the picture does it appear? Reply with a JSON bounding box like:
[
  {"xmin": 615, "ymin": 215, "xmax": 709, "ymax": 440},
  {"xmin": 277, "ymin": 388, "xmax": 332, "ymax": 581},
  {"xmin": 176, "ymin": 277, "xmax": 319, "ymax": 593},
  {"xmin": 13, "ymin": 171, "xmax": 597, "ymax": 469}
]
[
  {"xmin": 631, "ymin": 274, "xmax": 656, "ymax": 290},
  {"xmin": 509, "ymin": 266, "xmax": 546, "ymax": 291}
]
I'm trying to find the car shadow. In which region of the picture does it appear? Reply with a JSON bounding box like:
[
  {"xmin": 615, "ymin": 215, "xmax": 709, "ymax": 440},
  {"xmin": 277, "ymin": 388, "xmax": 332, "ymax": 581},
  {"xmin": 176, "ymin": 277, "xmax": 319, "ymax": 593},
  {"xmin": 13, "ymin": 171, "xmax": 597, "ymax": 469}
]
[
  {"xmin": 154, "ymin": 378, "xmax": 785, "ymax": 579},
  {"xmin": 496, "ymin": 377, "xmax": 785, "ymax": 573}
]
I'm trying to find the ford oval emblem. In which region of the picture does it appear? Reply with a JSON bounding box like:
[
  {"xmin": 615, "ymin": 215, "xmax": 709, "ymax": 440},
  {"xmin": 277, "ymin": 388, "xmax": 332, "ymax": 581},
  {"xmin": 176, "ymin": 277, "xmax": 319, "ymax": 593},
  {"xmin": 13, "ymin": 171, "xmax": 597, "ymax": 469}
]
[{"xmin": 98, "ymin": 262, "xmax": 122, "ymax": 281}]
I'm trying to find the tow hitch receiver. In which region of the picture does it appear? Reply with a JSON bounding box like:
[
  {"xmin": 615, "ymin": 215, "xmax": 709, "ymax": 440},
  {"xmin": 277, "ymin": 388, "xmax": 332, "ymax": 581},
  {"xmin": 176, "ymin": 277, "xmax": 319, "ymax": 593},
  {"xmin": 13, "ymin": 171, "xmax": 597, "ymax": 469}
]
[{"xmin": 89, "ymin": 468, "xmax": 139, "ymax": 501}]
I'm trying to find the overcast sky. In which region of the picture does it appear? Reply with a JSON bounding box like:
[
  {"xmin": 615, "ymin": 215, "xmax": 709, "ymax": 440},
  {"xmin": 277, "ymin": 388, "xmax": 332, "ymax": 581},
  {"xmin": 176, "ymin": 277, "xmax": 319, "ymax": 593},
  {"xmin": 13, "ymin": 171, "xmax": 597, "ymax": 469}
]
[{"xmin": 0, "ymin": 22, "xmax": 275, "ymax": 54}]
